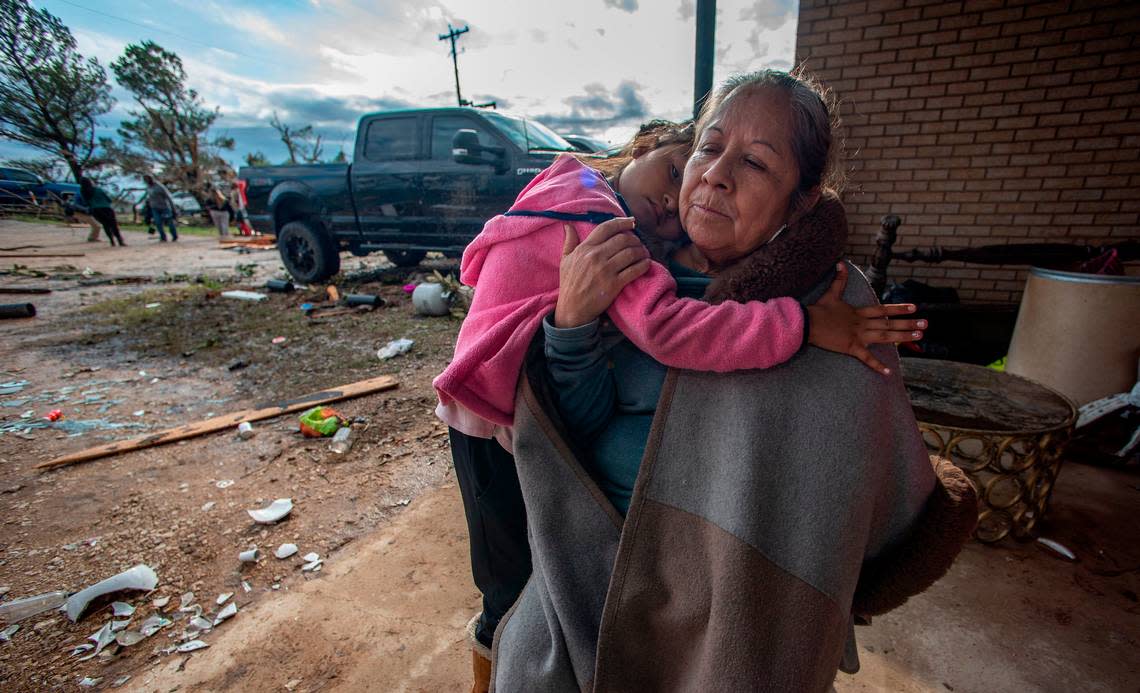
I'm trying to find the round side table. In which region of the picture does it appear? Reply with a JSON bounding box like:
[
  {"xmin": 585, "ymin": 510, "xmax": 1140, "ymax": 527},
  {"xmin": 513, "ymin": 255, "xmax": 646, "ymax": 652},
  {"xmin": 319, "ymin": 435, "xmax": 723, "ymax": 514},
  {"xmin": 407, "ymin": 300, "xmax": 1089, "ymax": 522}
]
[{"xmin": 902, "ymin": 359, "xmax": 1078, "ymax": 543}]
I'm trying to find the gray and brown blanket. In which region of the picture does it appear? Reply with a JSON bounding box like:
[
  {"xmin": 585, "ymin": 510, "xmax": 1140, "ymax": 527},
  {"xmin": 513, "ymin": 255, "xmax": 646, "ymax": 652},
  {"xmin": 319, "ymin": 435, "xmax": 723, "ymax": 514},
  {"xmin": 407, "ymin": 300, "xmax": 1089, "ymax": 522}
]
[{"xmin": 492, "ymin": 196, "xmax": 976, "ymax": 692}]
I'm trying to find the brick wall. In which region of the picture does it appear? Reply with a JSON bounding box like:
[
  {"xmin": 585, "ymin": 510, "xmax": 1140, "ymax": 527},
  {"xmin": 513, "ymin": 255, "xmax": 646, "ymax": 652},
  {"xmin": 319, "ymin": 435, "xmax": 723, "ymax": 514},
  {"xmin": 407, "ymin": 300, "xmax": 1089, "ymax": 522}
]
[{"xmin": 796, "ymin": 0, "xmax": 1140, "ymax": 303}]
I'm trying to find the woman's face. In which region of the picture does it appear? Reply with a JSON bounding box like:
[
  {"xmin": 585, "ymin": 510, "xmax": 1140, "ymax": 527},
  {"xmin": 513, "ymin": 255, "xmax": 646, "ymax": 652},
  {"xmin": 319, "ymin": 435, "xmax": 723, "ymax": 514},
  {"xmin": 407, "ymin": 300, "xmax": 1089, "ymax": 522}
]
[
  {"xmin": 616, "ymin": 143, "xmax": 688, "ymax": 241},
  {"xmin": 680, "ymin": 88, "xmax": 801, "ymax": 267}
]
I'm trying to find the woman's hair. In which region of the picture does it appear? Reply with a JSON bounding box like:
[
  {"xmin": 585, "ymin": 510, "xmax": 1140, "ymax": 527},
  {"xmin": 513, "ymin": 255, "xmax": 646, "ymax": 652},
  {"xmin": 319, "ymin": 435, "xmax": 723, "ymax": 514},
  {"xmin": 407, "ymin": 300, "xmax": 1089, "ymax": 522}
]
[
  {"xmin": 695, "ymin": 68, "xmax": 845, "ymax": 211},
  {"xmin": 583, "ymin": 119, "xmax": 695, "ymax": 180}
]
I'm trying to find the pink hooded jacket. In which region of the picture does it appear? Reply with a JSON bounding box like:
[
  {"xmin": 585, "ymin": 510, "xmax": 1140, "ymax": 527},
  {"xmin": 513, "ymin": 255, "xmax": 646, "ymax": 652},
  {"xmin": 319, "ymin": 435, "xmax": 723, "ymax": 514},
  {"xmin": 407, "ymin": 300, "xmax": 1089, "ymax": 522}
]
[{"xmin": 433, "ymin": 155, "xmax": 806, "ymax": 438}]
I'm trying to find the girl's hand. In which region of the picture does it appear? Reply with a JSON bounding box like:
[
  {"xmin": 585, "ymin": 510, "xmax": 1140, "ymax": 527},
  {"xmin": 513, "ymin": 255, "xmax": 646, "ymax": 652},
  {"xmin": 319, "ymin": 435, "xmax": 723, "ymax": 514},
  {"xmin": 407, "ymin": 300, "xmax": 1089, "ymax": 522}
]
[
  {"xmin": 806, "ymin": 263, "xmax": 927, "ymax": 375},
  {"xmin": 554, "ymin": 218, "xmax": 651, "ymax": 328}
]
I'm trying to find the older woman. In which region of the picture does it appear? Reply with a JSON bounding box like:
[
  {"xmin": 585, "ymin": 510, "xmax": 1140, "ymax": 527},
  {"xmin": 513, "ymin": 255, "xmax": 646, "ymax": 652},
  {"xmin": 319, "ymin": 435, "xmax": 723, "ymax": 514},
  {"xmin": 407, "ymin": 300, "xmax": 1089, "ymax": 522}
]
[{"xmin": 492, "ymin": 70, "xmax": 976, "ymax": 691}]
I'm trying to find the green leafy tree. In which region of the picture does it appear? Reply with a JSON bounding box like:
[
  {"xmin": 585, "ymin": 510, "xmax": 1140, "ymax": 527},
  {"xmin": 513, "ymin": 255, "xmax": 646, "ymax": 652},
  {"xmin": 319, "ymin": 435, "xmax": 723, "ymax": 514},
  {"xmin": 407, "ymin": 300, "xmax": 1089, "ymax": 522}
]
[
  {"xmin": 269, "ymin": 111, "xmax": 324, "ymax": 164},
  {"xmin": 244, "ymin": 151, "xmax": 270, "ymax": 167},
  {"xmin": 0, "ymin": 0, "xmax": 113, "ymax": 183},
  {"xmin": 102, "ymin": 40, "xmax": 233, "ymax": 205}
]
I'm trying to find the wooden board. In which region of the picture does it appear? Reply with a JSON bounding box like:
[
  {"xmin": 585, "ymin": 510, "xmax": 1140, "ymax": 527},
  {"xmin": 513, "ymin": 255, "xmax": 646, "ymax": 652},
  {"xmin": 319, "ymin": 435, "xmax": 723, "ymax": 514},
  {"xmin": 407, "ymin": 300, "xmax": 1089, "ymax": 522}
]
[
  {"xmin": 36, "ymin": 374, "xmax": 399, "ymax": 471},
  {"xmin": 0, "ymin": 287, "xmax": 51, "ymax": 294},
  {"xmin": 0, "ymin": 253, "xmax": 85, "ymax": 258}
]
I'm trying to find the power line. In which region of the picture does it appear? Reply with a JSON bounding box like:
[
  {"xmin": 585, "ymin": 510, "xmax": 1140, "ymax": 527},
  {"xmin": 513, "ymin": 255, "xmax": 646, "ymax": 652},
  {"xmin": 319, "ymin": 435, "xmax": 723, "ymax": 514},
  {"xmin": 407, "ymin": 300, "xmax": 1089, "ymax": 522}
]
[{"xmin": 45, "ymin": 0, "xmax": 271, "ymax": 63}]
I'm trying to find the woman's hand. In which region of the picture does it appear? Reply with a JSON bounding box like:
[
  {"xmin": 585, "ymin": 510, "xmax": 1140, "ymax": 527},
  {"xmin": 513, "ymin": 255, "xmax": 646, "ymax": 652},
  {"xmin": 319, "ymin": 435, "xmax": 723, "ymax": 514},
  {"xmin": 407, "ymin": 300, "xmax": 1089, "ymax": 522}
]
[
  {"xmin": 806, "ymin": 263, "xmax": 927, "ymax": 375},
  {"xmin": 554, "ymin": 218, "xmax": 652, "ymax": 328}
]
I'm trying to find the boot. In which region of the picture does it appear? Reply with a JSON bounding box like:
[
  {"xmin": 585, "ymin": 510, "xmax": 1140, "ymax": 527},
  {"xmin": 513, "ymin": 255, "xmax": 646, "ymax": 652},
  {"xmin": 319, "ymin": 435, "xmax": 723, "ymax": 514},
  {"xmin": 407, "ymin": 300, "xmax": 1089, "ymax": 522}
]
[
  {"xmin": 467, "ymin": 613, "xmax": 492, "ymax": 693},
  {"xmin": 471, "ymin": 648, "xmax": 491, "ymax": 693}
]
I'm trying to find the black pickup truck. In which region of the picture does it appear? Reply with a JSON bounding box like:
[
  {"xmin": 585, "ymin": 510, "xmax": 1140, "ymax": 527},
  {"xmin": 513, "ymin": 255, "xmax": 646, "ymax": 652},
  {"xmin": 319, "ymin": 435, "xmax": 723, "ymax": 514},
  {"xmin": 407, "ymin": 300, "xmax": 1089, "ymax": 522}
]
[{"xmin": 240, "ymin": 107, "xmax": 581, "ymax": 282}]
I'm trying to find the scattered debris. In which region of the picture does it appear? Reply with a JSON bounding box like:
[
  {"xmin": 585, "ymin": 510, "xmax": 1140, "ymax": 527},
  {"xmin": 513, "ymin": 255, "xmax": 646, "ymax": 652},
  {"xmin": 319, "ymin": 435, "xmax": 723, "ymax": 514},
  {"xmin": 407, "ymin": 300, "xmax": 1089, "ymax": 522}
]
[
  {"xmin": 412, "ymin": 282, "xmax": 451, "ymax": 316},
  {"xmin": 152, "ymin": 596, "xmax": 170, "ymax": 609},
  {"xmin": 115, "ymin": 630, "xmax": 146, "ymax": 647},
  {"xmin": 111, "ymin": 675, "xmax": 131, "ymax": 688},
  {"xmin": 0, "ymin": 302, "xmax": 36, "ymax": 319},
  {"xmin": 216, "ymin": 593, "xmax": 233, "ymax": 605},
  {"xmin": 1037, "ymin": 537, "xmax": 1077, "ymax": 561},
  {"xmin": 239, "ymin": 548, "xmax": 260, "ymax": 563},
  {"xmin": 176, "ymin": 639, "xmax": 209, "ymax": 653},
  {"xmin": 265, "ymin": 279, "xmax": 294, "ymax": 293},
  {"xmin": 226, "ymin": 359, "xmax": 248, "ymax": 371},
  {"xmin": 201, "ymin": 501, "xmax": 216, "ymax": 512},
  {"xmin": 145, "ymin": 302, "xmax": 161, "ymax": 309},
  {"xmin": 220, "ymin": 290, "xmax": 268, "ymax": 302},
  {"xmin": 45, "ymin": 408, "xmax": 62, "ymax": 421},
  {"xmin": 36, "ymin": 375, "xmax": 399, "ymax": 471},
  {"xmin": 302, "ymin": 552, "xmax": 320, "ymax": 563},
  {"xmin": 138, "ymin": 615, "xmax": 172, "ymax": 637},
  {"xmin": 271, "ymin": 336, "xmax": 287, "ymax": 345},
  {"xmin": 89, "ymin": 623, "xmax": 115, "ymax": 655},
  {"xmin": 213, "ymin": 602, "xmax": 237, "ymax": 626},
  {"xmin": 0, "ymin": 380, "xmax": 28, "ymax": 395},
  {"xmin": 133, "ymin": 409, "xmax": 145, "ymax": 416},
  {"xmin": 248, "ymin": 498, "xmax": 293, "ymax": 524},
  {"xmin": 78, "ymin": 676, "xmax": 102, "ymax": 687},
  {"xmin": 326, "ymin": 285, "xmax": 340, "ymax": 302},
  {"xmin": 299, "ymin": 406, "xmax": 346, "ymax": 437},
  {"xmin": 241, "ymin": 581, "xmax": 251, "ymax": 593},
  {"xmin": 110, "ymin": 619, "xmax": 131, "ymax": 632},
  {"xmin": 329, "ymin": 426, "xmax": 355, "ymax": 454},
  {"xmin": 275, "ymin": 543, "xmax": 298, "ymax": 559},
  {"xmin": 0, "ymin": 590, "xmax": 67, "ymax": 623},
  {"xmin": 0, "ymin": 624, "xmax": 18, "ymax": 641},
  {"xmin": 65, "ymin": 564, "xmax": 158, "ymax": 623},
  {"xmin": 190, "ymin": 616, "xmax": 213, "ymax": 632},
  {"xmin": 237, "ymin": 421, "xmax": 255, "ymax": 439},
  {"xmin": 344, "ymin": 293, "xmax": 383, "ymax": 308},
  {"xmin": 110, "ymin": 601, "xmax": 135, "ymax": 617},
  {"xmin": 216, "ymin": 479, "xmax": 235, "ymax": 489},
  {"xmin": 377, "ymin": 338, "xmax": 414, "ymax": 360},
  {"xmin": 179, "ymin": 592, "xmax": 196, "ymax": 611},
  {"xmin": 70, "ymin": 643, "xmax": 94, "ymax": 656}
]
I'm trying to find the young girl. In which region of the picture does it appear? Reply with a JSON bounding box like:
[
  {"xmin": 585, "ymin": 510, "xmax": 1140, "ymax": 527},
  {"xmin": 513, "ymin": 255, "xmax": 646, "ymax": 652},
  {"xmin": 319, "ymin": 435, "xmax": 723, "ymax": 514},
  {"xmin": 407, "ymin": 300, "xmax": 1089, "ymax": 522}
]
[
  {"xmin": 437, "ymin": 120, "xmax": 924, "ymax": 690},
  {"xmin": 434, "ymin": 120, "xmax": 920, "ymax": 442}
]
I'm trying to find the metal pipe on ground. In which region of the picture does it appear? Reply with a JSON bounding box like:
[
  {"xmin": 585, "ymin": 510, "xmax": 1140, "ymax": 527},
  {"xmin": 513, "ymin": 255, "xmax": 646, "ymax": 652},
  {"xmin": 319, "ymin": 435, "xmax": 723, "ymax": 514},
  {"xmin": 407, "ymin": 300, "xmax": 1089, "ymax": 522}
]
[{"xmin": 0, "ymin": 303, "xmax": 36, "ymax": 319}]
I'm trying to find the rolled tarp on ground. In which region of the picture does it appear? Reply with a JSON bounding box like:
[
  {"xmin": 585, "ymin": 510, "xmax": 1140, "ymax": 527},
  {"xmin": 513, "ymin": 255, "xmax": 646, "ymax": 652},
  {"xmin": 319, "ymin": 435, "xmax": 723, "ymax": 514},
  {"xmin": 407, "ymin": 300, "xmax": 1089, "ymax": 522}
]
[{"xmin": 1007, "ymin": 267, "xmax": 1140, "ymax": 406}]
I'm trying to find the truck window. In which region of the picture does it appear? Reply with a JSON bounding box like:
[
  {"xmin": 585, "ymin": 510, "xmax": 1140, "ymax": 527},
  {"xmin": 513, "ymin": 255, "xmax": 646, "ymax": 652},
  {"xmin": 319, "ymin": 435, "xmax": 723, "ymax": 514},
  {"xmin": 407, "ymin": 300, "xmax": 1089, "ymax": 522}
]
[
  {"xmin": 431, "ymin": 116, "xmax": 498, "ymax": 161},
  {"xmin": 363, "ymin": 118, "xmax": 419, "ymax": 162},
  {"xmin": 1, "ymin": 168, "xmax": 40, "ymax": 183}
]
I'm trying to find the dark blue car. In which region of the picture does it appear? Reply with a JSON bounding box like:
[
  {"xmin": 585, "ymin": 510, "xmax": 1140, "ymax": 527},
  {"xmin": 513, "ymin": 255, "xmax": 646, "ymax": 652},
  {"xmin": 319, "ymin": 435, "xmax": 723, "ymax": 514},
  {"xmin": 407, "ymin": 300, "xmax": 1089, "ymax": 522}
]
[{"xmin": 0, "ymin": 167, "xmax": 81, "ymax": 209}]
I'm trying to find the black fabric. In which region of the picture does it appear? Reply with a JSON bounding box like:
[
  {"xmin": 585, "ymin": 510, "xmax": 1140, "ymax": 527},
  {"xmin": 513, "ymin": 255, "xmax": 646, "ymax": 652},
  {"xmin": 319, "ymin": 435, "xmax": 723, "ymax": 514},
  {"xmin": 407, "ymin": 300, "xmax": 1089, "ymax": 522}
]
[
  {"xmin": 449, "ymin": 427, "xmax": 532, "ymax": 649},
  {"xmin": 91, "ymin": 206, "xmax": 125, "ymax": 246}
]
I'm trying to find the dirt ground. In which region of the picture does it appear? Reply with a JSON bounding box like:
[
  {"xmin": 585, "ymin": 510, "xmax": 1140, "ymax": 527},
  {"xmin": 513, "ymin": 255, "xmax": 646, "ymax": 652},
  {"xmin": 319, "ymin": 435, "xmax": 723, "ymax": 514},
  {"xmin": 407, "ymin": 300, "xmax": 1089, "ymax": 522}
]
[{"xmin": 1, "ymin": 219, "xmax": 1138, "ymax": 692}]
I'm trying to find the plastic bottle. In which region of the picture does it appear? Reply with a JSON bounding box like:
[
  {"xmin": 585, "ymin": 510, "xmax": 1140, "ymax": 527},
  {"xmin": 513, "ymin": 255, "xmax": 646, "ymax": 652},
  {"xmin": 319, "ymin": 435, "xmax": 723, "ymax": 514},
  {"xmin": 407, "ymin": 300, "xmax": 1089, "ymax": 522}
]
[
  {"xmin": 329, "ymin": 427, "xmax": 354, "ymax": 455},
  {"xmin": 0, "ymin": 591, "xmax": 67, "ymax": 622}
]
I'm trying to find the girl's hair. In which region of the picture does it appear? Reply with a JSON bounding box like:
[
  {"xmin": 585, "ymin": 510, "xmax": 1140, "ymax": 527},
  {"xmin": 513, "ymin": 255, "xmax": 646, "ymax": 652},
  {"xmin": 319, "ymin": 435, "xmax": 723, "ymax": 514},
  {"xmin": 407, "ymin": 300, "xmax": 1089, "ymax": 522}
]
[
  {"xmin": 583, "ymin": 119, "xmax": 696, "ymax": 180},
  {"xmin": 694, "ymin": 68, "xmax": 845, "ymax": 211}
]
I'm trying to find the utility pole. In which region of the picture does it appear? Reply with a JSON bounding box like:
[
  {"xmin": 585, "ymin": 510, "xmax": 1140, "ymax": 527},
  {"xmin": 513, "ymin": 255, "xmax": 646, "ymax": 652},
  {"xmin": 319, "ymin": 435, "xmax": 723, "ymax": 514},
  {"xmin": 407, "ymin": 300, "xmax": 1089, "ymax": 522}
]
[
  {"xmin": 439, "ymin": 23, "xmax": 470, "ymax": 107},
  {"xmin": 693, "ymin": 0, "xmax": 716, "ymax": 118}
]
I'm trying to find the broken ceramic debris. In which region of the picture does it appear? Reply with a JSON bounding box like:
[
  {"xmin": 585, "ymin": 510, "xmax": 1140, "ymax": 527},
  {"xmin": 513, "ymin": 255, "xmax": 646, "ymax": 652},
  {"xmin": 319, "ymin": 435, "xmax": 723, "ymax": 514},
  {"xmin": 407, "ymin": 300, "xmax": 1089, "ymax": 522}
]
[
  {"xmin": 238, "ymin": 548, "xmax": 260, "ymax": 563},
  {"xmin": 216, "ymin": 592, "xmax": 233, "ymax": 605},
  {"xmin": 179, "ymin": 592, "xmax": 196, "ymax": 612},
  {"xmin": 377, "ymin": 338, "xmax": 414, "ymax": 360},
  {"xmin": 78, "ymin": 676, "xmax": 102, "ymax": 687},
  {"xmin": 0, "ymin": 624, "xmax": 18, "ymax": 641},
  {"xmin": 189, "ymin": 616, "xmax": 213, "ymax": 632},
  {"xmin": 89, "ymin": 623, "xmax": 115, "ymax": 655},
  {"xmin": 0, "ymin": 590, "xmax": 67, "ymax": 623},
  {"xmin": 110, "ymin": 619, "xmax": 131, "ymax": 632},
  {"xmin": 152, "ymin": 596, "xmax": 170, "ymax": 609},
  {"xmin": 1037, "ymin": 537, "xmax": 1077, "ymax": 561},
  {"xmin": 176, "ymin": 639, "xmax": 209, "ymax": 653},
  {"xmin": 247, "ymin": 498, "xmax": 293, "ymax": 524},
  {"xmin": 215, "ymin": 479, "xmax": 234, "ymax": 489},
  {"xmin": 241, "ymin": 581, "xmax": 251, "ymax": 593},
  {"xmin": 65, "ymin": 565, "xmax": 158, "ymax": 623},
  {"xmin": 274, "ymin": 543, "xmax": 298, "ymax": 559},
  {"xmin": 111, "ymin": 675, "xmax": 131, "ymax": 688},
  {"xmin": 138, "ymin": 615, "xmax": 172, "ymax": 637},
  {"xmin": 70, "ymin": 643, "xmax": 95, "ymax": 656},
  {"xmin": 301, "ymin": 558, "xmax": 323, "ymax": 572},
  {"xmin": 302, "ymin": 552, "xmax": 320, "ymax": 563},
  {"xmin": 213, "ymin": 602, "xmax": 237, "ymax": 626},
  {"xmin": 110, "ymin": 602, "xmax": 135, "ymax": 618},
  {"xmin": 201, "ymin": 501, "xmax": 216, "ymax": 512},
  {"xmin": 115, "ymin": 630, "xmax": 146, "ymax": 647},
  {"xmin": 237, "ymin": 421, "xmax": 255, "ymax": 439}
]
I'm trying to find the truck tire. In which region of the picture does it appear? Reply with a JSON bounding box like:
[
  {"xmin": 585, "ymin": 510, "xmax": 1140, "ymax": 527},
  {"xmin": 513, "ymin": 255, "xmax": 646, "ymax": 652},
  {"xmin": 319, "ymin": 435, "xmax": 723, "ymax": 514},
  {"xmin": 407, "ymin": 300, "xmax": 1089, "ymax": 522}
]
[
  {"xmin": 385, "ymin": 249, "xmax": 426, "ymax": 267},
  {"xmin": 278, "ymin": 220, "xmax": 340, "ymax": 283}
]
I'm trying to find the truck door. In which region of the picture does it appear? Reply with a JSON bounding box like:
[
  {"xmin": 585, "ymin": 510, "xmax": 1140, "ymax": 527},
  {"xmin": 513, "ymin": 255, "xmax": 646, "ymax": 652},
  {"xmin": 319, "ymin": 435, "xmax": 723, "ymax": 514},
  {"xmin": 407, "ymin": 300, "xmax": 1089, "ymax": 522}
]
[
  {"xmin": 422, "ymin": 114, "xmax": 516, "ymax": 246},
  {"xmin": 350, "ymin": 116, "xmax": 423, "ymax": 240}
]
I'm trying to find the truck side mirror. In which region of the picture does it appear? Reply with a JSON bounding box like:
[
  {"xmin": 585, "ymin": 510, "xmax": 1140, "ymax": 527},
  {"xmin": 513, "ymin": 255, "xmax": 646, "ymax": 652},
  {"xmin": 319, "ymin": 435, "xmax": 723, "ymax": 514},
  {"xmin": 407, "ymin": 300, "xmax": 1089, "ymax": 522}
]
[{"xmin": 452, "ymin": 129, "xmax": 506, "ymax": 171}]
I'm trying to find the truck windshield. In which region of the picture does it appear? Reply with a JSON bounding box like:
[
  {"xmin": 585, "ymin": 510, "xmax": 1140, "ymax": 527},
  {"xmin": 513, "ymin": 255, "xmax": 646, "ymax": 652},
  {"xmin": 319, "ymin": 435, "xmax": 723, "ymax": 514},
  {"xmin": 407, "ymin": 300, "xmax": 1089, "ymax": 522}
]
[{"xmin": 483, "ymin": 112, "xmax": 576, "ymax": 152}]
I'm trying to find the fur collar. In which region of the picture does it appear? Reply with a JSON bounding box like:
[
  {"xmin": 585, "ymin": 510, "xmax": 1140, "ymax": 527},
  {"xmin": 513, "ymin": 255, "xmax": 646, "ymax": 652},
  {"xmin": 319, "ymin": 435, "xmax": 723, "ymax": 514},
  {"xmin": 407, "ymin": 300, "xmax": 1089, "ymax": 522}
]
[{"xmin": 703, "ymin": 190, "xmax": 848, "ymax": 305}]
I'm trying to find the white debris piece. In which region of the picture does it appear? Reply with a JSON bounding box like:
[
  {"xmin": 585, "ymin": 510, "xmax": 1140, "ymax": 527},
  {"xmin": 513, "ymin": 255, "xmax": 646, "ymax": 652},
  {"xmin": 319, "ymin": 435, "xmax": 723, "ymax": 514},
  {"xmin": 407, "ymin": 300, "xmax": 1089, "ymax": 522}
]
[
  {"xmin": 179, "ymin": 592, "xmax": 196, "ymax": 611},
  {"xmin": 176, "ymin": 640, "xmax": 209, "ymax": 653},
  {"xmin": 247, "ymin": 498, "xmax": 293, "ymax": 524},
  {"xmin": 110, "ymin": 602, "xmax": 135, "ymax": 617},
  {"xmin": 216, "ymin": 592, "xmax": 233, "ymax": 605},
  {"xmin": 302, "ymin": 552, "xmax": 320, "ymax": 563},
  {"xmin": 239, "ymin": 548, "xmax": 260, "ymax": 563},
  {"xmin": 213, "ymin": 602, "xmax": 237, "ymax": 626},
  {"xmin": 0, "ymin": 624, "xmax": 18, "ymax": 641},
  {"xmin": 220, "ymin": 290, "xmax": 268, "ymax": 302},
  {"xmin": 377, "ymin": 338, "xmax": 414, "ymax": 360},
  {"xmin": 152, "ymin": 596, "xmax": 170, "ymax": 609},
  {"xmin": 274, "ymin": 543, "xmax": 298, "ymax": 559}
]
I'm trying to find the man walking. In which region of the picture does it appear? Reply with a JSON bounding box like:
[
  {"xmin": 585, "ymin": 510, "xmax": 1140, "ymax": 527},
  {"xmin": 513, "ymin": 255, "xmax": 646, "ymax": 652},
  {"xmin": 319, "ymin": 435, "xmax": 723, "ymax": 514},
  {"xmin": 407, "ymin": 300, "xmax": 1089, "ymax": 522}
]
[{"xmin": 142, "ymin": 174, "xmax": 179, "ymax": 242}]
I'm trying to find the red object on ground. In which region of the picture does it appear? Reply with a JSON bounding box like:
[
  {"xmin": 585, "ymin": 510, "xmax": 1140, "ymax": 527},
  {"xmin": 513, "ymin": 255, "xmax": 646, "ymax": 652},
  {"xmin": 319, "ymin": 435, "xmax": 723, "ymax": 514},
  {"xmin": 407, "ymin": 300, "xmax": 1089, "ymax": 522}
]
[{"xmin": 45, "ymin": 409, "xmax": 63, "ymax": 422}]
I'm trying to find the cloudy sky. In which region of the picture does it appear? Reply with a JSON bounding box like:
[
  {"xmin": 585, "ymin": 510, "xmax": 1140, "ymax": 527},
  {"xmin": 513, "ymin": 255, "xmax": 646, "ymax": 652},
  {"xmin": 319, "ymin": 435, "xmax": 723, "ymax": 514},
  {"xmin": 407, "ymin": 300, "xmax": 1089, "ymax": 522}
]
[{"xmin": 7, "ymin": 0, "xmax": 799, "ymax": 170}]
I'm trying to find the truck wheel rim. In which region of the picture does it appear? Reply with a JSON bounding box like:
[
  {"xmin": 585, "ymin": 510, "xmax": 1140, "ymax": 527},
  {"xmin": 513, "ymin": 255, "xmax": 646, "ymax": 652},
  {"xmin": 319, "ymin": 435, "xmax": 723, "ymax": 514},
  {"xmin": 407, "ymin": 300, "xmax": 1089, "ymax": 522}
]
[{"xmin": 285, "ymin": 235, "xmax": 316, "ymax": 274}]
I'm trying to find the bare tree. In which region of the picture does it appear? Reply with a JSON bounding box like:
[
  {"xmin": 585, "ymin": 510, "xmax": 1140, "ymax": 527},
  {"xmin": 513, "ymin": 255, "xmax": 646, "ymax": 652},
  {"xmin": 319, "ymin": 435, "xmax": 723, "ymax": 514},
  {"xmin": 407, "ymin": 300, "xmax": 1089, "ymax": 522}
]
[
  {"xmin": 1, "ymin": 156, "xmax": 68, "ymax": 181},
  {"xmin": 0, "ymin": 0, "xmax": 113, "ymax": 183},
  {"xmin": 269, "ymin": 111, "xmax": 324, "ymax": 164}
]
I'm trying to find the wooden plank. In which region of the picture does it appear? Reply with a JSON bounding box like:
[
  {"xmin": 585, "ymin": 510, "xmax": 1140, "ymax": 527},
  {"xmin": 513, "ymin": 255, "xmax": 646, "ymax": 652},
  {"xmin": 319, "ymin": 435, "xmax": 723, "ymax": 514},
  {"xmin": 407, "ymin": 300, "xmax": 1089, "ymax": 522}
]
[
  {"xmin": 36, "ymin": 374, "xmax": 398, "ymax": 472},
  {"xmin": 0, "ymin": 253, "xmax": 85, "ymax": 258}
]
